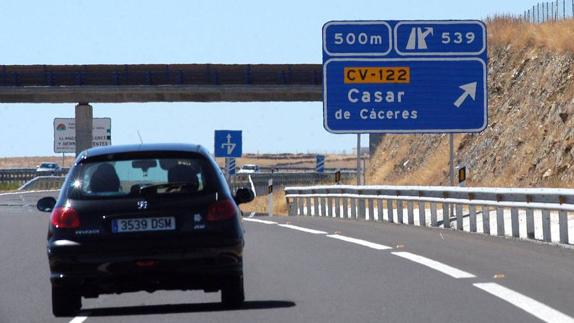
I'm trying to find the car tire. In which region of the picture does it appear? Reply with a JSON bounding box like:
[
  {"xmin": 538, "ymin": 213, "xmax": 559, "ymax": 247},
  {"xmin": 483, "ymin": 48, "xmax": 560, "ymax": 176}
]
[
  {"xmin": 52, "ymin": 285, "xmax": 81, "ymax": 317},
  {"xmin": 221, "ymin": 275, "xmax": 244, "ymax": 308}
]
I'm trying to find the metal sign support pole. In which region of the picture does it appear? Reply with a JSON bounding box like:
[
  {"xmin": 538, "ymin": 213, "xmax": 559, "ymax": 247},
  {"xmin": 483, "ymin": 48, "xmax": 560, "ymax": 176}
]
[
  {"xmin": 356, "ymin": 134, "xmax": 361, "ymax": 186},
  {"xmin": 449, "ymin": 133, "xmax": 455, "ymax": 186}
]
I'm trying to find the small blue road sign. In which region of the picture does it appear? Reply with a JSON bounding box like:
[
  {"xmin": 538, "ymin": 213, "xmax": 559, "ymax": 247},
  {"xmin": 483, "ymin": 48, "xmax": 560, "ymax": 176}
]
[
  {"xmin": 214, "ymin": 130, "xmax": 242, "ymax": 158},
  {"xmin": 322, "ymin": 20, "xmax": 487, "ymax": 134},
  {"xmin": 316, "ymin": 155, "xmax": 325, "ymax": 173}
]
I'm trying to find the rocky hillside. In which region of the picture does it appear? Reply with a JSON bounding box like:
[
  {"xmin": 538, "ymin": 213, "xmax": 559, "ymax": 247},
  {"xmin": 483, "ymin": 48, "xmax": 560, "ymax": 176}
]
[{"xmin": 367, "ymin": 20, "xmax": 574, "ymax": 188}]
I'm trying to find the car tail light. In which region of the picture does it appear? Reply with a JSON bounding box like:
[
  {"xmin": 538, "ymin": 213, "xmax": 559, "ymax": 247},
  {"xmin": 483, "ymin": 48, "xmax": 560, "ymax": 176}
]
[
  {"xmin": 207, "ymin": 199, "xmax": 237, "ymax": 221},
  {"xmin": 51, "ymin": 207, "xmax": 80, "ymax": 229}
]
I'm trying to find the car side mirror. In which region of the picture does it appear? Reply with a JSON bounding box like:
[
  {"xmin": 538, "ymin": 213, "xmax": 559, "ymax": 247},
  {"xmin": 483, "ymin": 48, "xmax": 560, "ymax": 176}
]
[
  {"xmin": 234, "ymin": 188, "xmax": 255, "ymax": 205},
  {"xmin": 37, "ymin": 197, "xmax": 57, "ymax": 212}
]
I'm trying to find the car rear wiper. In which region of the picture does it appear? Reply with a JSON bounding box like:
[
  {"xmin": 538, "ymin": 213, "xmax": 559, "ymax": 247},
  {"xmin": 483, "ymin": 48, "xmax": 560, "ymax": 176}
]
[{"xmin": 136, "ymin": 183, "xmax": 197, "ymax": 195}]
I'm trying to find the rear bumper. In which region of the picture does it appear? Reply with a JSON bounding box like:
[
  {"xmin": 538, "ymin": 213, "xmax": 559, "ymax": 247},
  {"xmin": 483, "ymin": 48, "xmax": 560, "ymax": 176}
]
[{"xmin": 48, "ymin": 238, "xmax": 243, "ymax": 297}]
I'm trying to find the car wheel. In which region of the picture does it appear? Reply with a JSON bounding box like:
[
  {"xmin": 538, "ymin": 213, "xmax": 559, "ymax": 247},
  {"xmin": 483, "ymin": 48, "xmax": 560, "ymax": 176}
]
[
  {"xmin": 52, "ymin": 285, "xmax": 81, "ymax": 317},
  {"xmin": 221, "ymin": 275, "xmax": 244, "ymax": 308}
]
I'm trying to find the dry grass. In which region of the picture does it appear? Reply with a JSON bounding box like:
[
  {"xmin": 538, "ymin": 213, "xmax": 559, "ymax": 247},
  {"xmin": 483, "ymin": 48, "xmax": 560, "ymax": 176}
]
[
  {"xmin": 488, "ymin": 18, "xmax": 574, "ymax": 53},
  {"xmin": 240, "ymin": 191, "xmax": 288, "ymax": 215}
]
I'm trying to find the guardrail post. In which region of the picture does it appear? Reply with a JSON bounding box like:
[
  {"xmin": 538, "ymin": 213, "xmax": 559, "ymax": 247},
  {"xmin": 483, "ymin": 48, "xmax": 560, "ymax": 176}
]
[
  {"xmin": 291, "ymin": 198, "xmax": 299, "ymax": 216},
  {"xmin": 469, "ymin": 205, "xmax": 477, "ymax": 233},
  {"xmin": 418, "ymin": 201, "xmax": 426, "ymax": 227},
  {"xmin": 483, "ymin": 206, "xmax": 491, "ymax": 234},
  {"xmin": 407, "ymin": 201, "xmax": 415, "ymax": 225},
  {"xmin": 397, "ymin": 200, "xmax": 404, "ymax": 224},
  {"xmin": 343, "ymin": 197, "xmax": 349, "ymax": 219},
  {"xmin": 442, "ymin": 202, "xmax": 450, "ymax": 228},
  {"xmin": 542, "ymin": 210, "xmax": 551, "ymax": 242},
  {"xmin": 335, "ymin": 197, "xmax": 341, "ymax": 218},
  {"xmin": 377, "ymin": 198, "xmax": 383, "ymax": 221},
  {"xmin": 313, "ymin": 196, "xmax": 319, "ymax": 217},
  {"xmin": 368, "ymin": 199, "xmax": 375, "ymax": 221},
  {"xmin": 456, "ymin": 204, "xmax": 463, "ymax": 230},
  {"xmin": 288, "ymin": 198, "xmax": 296, "ymax": 216},
  {"xmin": 559, "ymin": 210, "xmax": 569, "ymax": 244},
  {"xmin": 298, "ymin": 197, "xmax": 305, "ymax": 216},
  {"xmin": 511, "ymin": 208, "xmax": 520, "ymax": 238},
  {"xmin": 321, "ymin": 197, "xmax": 327, "ymax": 217},
  {"xmin": 351, "ymin": 197, "xmax": 357, "ymax": 219},
  {"xmin": 327, "ymin": 196, "xmax": 334, "ymax": 217},
  {"xmin": 430, "ymin": 203, "xmax": 438, "ymax": 227},
  {"xmin": 387, "ymin": 200, "xmax": 394, "ymax": 223},
  {"xmin": 526, "ymin": 209, "xmax": 535, "ymax": 239},
  {"xmin": 358, "ymin": 197, "xmax": 366, "ymax": 220},
  {"xmin": 306, "ymin": 196, "xmax": 312, "ymax": 216},
  {"xmin": 496, "ymin": 207, "xmax": 505, "ymax": 236}
]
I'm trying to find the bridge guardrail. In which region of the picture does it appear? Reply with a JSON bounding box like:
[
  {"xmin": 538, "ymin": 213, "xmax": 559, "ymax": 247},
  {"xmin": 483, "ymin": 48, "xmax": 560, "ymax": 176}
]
[
  {"xmin": 0, "ymin": 168, "xmax": 68, "ymax": 184},
  {"xmin": 284, "ymin": 185, "xmax": 574, "ymax": 245},
  {"xmin": 233, "ymin": 172, "xmax": 356, "ymax": 195}
]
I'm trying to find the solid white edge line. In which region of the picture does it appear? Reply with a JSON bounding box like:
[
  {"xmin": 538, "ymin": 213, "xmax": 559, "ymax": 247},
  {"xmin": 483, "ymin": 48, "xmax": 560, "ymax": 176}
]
[
  {"xmin": 69, "ymin": 315, "xmax": 89, "ymax": 323},
  {"xmin": 242, "ymin": 218, "xmax": 277, "ymax": 225},
  {"xmin": 277, "ymin": 224, "xmax": 327, "ymax": 234},
  {"xmin": 474, "ymin": 283, "xmax": 574, "ymax": 323},
  {"xmin": 327, "ymin": 234, "xmax": 392, "ymax": 250},
  {"xmin": 391, "ymin": 251, "xmax": 476, "ymax": 279}
]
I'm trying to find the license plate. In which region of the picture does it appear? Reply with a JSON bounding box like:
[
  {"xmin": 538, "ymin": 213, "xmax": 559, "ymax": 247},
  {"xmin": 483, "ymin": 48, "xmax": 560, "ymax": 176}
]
[{"xmin": 112, "ymin": 217, "xmax": 176, "ymax": 233}]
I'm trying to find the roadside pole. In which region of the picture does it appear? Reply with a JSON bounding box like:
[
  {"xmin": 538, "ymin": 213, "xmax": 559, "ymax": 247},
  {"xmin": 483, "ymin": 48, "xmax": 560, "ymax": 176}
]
[
  {"xmin": 267, "ymin": 177, "xmax": 273, "ymax": 217},
  {"xmin": 357, "ymin": 134, "xmax": 362, "ymax": 185},
  {"xmin": 449, "ymin": 134, "xmax": 455, "ymax": 186}
]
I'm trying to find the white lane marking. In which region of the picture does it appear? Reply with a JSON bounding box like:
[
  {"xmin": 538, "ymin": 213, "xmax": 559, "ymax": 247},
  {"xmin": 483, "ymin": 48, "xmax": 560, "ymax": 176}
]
[
  {"xmin": 69, "ymin": 316, "xmax": 89, "ymax": 323},
  {"xmin": 474, "ymin": 283, "xmax": 574, "ymax": 323},
  {"xmin": 392, "ymin": 251, "xmax": 476, "ymax": 279},
  {"xmin": 278, "ymin": 224, "xmax": 327, "ymax": 235},
  {"xmin": 243, "ymin": 218, "xmax": 277, "ymax": 225},
  {"xmin": 327, "ymin": 234, "xmax": 392, "ymax": 250},
  {"xmin": 0, "ymin": 189, "xmax": 58, "ymax": 196}
]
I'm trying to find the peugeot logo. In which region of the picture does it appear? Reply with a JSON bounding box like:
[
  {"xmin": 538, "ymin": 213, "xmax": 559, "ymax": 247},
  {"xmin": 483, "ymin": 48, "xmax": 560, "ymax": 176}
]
[{"xmin": 137, "ymin": 200, "xmax": 148, "ymax": 210}]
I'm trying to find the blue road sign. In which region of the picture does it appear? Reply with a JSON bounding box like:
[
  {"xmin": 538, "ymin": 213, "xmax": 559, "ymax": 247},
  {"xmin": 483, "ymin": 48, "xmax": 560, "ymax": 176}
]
[
  {"xmin": 214, "ymin": 130, "xmax": 242, "ymax": 157},
  {"xmin": 322, "ymin": 20, "xmax": 487, "ymax": 134},
  {"xmin": 316, "ymin": 155, "xmax": 325, "ymax": 173}
]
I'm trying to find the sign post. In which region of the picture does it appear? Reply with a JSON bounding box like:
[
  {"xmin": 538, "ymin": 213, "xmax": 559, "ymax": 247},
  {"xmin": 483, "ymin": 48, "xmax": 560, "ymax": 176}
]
[
  {"xmin": 323, "ymin": 20, "xmax": 487, "ymax": 186},
  {"xmin": 316, "ymin": 154, "xmax": 326, "ymax": 173}
]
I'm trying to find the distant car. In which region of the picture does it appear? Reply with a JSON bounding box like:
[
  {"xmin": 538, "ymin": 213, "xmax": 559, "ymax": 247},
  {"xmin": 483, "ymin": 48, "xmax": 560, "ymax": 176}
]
[
  {"xmin": 36, "ymin": 143, "xmax": 254, "ymax": 316},
  {"xmin": 237, "ymin": 164, "xmax": 259, "ymax": 174},
  {"xmin": 36, "ymin": 162, "xmax": 60, "ymax": 176}
]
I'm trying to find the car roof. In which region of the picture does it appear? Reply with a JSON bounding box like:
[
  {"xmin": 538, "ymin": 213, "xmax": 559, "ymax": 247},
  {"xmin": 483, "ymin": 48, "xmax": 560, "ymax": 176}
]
[{"xmin": 77, "ymin": 143, "xmax": 209, "ymax": 161}]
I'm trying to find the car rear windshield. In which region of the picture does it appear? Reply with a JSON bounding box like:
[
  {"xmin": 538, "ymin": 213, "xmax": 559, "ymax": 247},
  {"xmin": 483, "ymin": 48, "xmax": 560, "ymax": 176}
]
[{"xmin": 69, "ymin": 155, "xmax": 217, "ymax": 199}]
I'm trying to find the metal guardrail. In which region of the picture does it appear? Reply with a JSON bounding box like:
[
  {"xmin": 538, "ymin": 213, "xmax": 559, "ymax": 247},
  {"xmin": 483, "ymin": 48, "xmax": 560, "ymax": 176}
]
[
  {"xmin": 234, "ymin": 172, "xmax": 356, "ymax": 195},
  {"xmin": 18, "ymin": 176, "xmax": 66, "ymax": 191},
  {"xmin": 0, "ymin": 169, "xmax": 68, "ymax": 184},
  {"xmin": 284, "ymin": 185, "xmax": 574, "ymax": 245}
]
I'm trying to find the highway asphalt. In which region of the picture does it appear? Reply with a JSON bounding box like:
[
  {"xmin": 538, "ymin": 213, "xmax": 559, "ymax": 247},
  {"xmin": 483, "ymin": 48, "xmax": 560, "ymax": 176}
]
[{"xmin": 1, "ymin": 191, "xmax": 573, "ymax": 323}]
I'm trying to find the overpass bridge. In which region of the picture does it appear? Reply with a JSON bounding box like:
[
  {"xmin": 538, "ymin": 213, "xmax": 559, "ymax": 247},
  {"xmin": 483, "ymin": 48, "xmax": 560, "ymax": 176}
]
[{"xmin": 0, "ymin": 64, "xmax": 322, "ymax": 103}]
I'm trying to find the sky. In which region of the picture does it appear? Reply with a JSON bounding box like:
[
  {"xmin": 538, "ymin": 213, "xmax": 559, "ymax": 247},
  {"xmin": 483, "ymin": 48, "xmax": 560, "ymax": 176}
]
[{"xmin": 0, "ymin": 0, "xmax": 532, "ymax": 157}]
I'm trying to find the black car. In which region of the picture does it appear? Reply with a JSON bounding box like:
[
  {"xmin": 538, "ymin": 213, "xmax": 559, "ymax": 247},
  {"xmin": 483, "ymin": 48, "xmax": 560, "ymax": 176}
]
[{"xmin": 36, "ymin": 143, "xmax": 254, "ymax": 317}]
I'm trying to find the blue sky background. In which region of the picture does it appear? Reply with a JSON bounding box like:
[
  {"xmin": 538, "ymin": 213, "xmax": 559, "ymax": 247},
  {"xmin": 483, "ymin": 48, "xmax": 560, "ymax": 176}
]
[{"xmin": 0, "ymin": 0, "xmax": 530, "ymax": 157}]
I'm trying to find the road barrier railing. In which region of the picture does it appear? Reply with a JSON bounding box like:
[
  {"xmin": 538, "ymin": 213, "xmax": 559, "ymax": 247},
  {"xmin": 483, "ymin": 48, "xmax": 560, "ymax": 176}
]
[{"xmin": 284, "ymin": 185, "xmax": 574, "ymax": 245}]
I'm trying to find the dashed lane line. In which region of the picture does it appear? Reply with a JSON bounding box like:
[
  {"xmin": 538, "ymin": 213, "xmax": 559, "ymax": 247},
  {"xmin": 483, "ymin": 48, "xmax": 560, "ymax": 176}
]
[
  {"xmin": 474, "ymin": 283, "xmax": 574, "ymax": 323},
  {"xmin": 277, "ymin": 224, "xmax": 328, "ymax": 235},
  {"xmin": 392, "ymin": 251, "xmax": 476, "ymax": 279},
  {"xmin": 69, "ymin": 315, "xmax": 89, "ymax": 323},
  {"xmin": 243, "ymin": 218, "xmax": 277, "ymax": 225},
  {"xmin": 327, "ymin": 234, "xmax": 392, "ymax": 250}
]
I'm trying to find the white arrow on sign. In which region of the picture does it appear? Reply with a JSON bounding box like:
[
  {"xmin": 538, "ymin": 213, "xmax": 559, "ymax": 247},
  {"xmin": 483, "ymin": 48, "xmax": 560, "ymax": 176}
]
[
  {"xmin": 453, "ymin": 82, "xmax": 477, "ymax": 108},
  {"xmin": 221, "ymin": 133, "xmax": 236, "ymax": 155}
]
